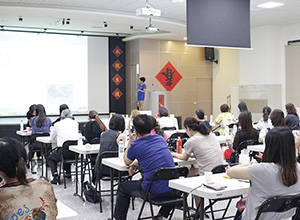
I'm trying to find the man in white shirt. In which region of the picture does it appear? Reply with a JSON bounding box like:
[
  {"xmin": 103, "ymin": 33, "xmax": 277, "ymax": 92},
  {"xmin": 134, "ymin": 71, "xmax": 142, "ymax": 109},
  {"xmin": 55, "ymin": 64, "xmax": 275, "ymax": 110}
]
[{"xmin": 48, "ymin": 109, "xmax": 79, "ymax": 184}]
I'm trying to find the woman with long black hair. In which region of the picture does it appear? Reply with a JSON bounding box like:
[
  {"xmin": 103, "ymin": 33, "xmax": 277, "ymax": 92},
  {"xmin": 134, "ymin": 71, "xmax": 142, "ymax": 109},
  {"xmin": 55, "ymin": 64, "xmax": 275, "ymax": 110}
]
[
  {"xmin": 228, "ymin": 127, "xmax": 300, "ymax": 219},
  {"xmin": 28, "ymin": 104, "xmax": 52, "ymax": 161},
  {"xmin": 285, "ymin": 103, "xmax": 300, "ymax": 129}
]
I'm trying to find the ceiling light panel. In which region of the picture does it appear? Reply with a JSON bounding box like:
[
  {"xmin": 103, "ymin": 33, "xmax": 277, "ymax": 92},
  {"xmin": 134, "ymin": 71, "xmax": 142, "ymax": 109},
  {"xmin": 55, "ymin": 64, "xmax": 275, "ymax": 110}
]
[{"xmin": 257, "ymin": 2, "xmax": 284, "ymax": 9}]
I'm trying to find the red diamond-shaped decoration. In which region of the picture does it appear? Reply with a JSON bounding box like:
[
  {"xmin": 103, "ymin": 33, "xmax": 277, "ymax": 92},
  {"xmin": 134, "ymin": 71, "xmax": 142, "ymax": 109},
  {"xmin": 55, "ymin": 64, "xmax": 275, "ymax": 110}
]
[
  {"xmin": 112, "ymin": 46, "xmax": 123, "ymax": 58},
  {"xmin": 112, "ymin": 74, "xmax": 123, "ymax": 86},
  {"xmin": 112, "ymin": 88, "xmax": 123, "ymax": 100},
  {"xmin": 155, "ymin": 61, "xmax": 182, "ymax": 91},
  {"xmin": 112, "ymin": 60, "xmax": 123, "ymax": 72}
]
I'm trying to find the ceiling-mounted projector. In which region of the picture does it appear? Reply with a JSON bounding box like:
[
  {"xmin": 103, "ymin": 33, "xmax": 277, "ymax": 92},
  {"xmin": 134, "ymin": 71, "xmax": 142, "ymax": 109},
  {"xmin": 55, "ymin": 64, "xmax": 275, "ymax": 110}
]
[
  {"xmin": 136, "ymin": 7, "xmax": 161, "ymax": 17},
  {"xmin": 145, "ymin": 25, "xmax": 159, "ymax": 33}
]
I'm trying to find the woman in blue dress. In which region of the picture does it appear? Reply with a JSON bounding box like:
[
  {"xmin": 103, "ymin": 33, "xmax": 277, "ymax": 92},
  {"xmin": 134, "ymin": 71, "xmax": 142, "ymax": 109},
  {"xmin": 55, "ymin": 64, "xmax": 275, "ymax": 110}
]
[{"xmin": 137, "ymin": 77, "xmax": 147, "ymax": 110}]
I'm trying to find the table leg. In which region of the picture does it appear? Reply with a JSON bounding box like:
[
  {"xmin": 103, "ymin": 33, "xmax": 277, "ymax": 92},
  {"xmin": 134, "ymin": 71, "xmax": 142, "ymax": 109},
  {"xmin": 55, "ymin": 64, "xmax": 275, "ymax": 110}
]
[
  {"xmin": 41, "ymin": 143, "xmax": 44, "ymax": 179},
  {"xmin": 80, "ymin": 154, "xmax": 84, "ymax": 198},
  {"xmin": 75, "ymin": 153, "xmax": 79, "ymax": 195},
  {"xmin": 193, "ymin": 197, "xmax": 204, "ymax": 220},
  {"xmin": 110, "ymin": 167, "xmax": 114, "ymax": 220}
]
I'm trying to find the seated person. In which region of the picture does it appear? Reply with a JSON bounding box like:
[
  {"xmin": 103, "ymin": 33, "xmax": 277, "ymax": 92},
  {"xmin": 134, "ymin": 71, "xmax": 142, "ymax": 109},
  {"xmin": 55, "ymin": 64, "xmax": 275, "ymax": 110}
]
[
  {"xmin": 156, "ymin": 107, "xmax": 179, "ymax": 130},
  {"xmin": 83, "ymin": 110, "xmax": 107, "ymax": 143},
  {"xmin": 95, "ymin": 114, "xmax": 125, "ymax": 177},
  {"xmin": 52, "ymin": 104, "xmax": 75, "ymax": 126},
  {"xmin": 26, "ymin": 104, "xmax": 36, "ymax": 127},
  {"xmin": 28, "ymin": 104, "xmax": 52, "ymax": 161},
  {"xmin": 215, "ymin": 104, "xmax": 234, "ymax": 135},
  {"xmin": 48, "ymin": 109, "xmax": 79, "ymax": 184},
  {"xmin": 172, "ymin": 116, "xmax": 224, "ymax": 176},
  {"xmin": 253, "ymin": 106, "xmax": 273, "ymax": 143},
  {"xmin": 114, "ymin": 115, "xmax": 180, "ymax": 220},
  {"xmin": 0, "ymin": 137, "xmax": 57, "ymax": 219},
  {"xmin": 233, "ymin": 112, "xmax": 259, "ymax": 152},
  {"xmin": 285, "ymin": 103, "xmax": 300, "ymax": 129},
  {"xmin": 195, "ymin": 109, "xmax": 211, "ymax": 130},
  {"xmin": 228, "ymin": 127, "xmax": 300, "ymax": 220}
]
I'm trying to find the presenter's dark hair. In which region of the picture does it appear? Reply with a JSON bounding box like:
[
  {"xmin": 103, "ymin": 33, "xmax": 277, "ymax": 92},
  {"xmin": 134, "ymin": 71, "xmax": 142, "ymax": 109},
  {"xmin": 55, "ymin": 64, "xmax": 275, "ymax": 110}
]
[
  {"xmin": 263, "ymin": 127, "xmax": 297, "ymax": 187},
  {"xmin": 59, "ymin": 104, "xmax": 69, "ymax": 115},
  {"xmin": 139, "ymin": 77, "xmax": 146, "ymax": 82},
  {"xmin": 238, "ymin": 111, "xmax": 254, "ymax": 136},
  {"xmin": 133, "ymin": 115, "xmax": 154, "ymax": 136},
  {"xmin": 184, "ymin": 117, "xmax": 209, "ymax": 136},
  {"xmin": 36, "ymin": 104, "xmax": 47, "ymax": 128},
  {"xmin": 220, "ymin": 104, "xmax": 229, "ymax": 113},
  {"xmin": 195, "ymin": 109, "xmax": 205, "ymax": 120},
  {"xmin": 285, "ymin": 103, "xmax": 298, "ymax": 116},
  {"xmin": 262, "ymin": 106, "xmax": 272, "ymax": 122},
  {"xmin": 158, "ymin": 107, "xmax": 169, "ymax": 117},
  {"xmin": 238, "ymin": 101, "xmax": 248, "ymax": 112},
  {"xmin": 270, "ymin": 109, "xmax": 285, "ymax": 127},
  {"xmin": 0, "ymin": 137, "xmax": 28, "ymax": 185},
  {"xmin": 109, "ymin": 114, "xmax": 125, "ymax": 132}
]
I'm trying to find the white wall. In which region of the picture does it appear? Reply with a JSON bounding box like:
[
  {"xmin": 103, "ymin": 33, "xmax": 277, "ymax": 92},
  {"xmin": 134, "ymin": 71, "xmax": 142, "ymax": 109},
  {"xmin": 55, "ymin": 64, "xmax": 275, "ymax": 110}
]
[
  {"xmin": 88, "ymin": 37, "xmax": 109, "ymax": 114},
  {"xmin": 239, "ymin": 23, "xmax": 300, "ymax": 108}
]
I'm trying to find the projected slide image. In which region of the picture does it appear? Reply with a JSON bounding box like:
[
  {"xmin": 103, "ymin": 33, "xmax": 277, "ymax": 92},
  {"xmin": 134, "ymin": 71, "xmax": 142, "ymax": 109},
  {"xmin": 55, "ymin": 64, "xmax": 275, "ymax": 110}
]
[{"xmin": 47, "ymin": 85, "xmax": 73, "ymax": 104}]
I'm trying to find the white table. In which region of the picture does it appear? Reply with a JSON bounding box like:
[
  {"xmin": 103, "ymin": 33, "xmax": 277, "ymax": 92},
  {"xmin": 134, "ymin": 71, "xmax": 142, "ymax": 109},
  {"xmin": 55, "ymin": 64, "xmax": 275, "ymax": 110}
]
[
  {"xmin": 16, "ymin": 130, "xmax": 32, "ymax": 145},
  {"xmin": 69, "ymin": 144, "xmax": 100, "ymax": 201},
  {"xmin": 36, "ymin": 136, "xmax": 53, "ymax": 180},
  {"xmin": 247, "ymin": 144, "xmax": 265, "ymax": 152},
  {"xmin": 57, "ymin": 200, "xmax": 78, "ymax": 220},
  {"xmin": 169, "ymin": 173, "xmax": 249, "ymax": 220}
]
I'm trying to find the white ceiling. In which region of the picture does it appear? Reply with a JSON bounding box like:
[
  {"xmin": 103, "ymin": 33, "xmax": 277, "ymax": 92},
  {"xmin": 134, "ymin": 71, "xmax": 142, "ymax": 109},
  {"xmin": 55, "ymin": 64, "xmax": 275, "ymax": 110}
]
[{"xmin": 0, "ymin": 0, "xmax": 299, "ymax": 41}]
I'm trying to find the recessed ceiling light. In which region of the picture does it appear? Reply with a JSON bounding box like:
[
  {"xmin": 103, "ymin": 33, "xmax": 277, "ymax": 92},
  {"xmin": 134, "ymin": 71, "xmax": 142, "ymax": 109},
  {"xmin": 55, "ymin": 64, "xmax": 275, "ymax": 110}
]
[
  {"xmin": 183, "ymin": 37, "xmax": 187, "ymax": 40},
  {"xmin": 257, "ymin": 2, "xmax": 284, "ymax": 9}
]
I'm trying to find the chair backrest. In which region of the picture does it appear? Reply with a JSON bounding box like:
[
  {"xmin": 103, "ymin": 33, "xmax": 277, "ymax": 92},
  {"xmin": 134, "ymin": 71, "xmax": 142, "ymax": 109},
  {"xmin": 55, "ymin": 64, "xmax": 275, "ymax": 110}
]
[
  {"xmin": 29, "ymin": 132, "xmax": 50, "ymax": 142},
  {"xmin": 255, "ymin": 194, "xmax": 300, "ymax": 220},
  {"xmin": 211, "ymin": 164, "xmax": 227, "ymax": 174},
  {"xmin": 150, "ymin": 167, "xmax": 189, "ymax": 182},
  {"xmin": 95, "ymin": 151, "xmax": 118, "ymax": 179},
  {"xmin": 291, "ymin": 126, "xmax": 300, "ymax": 131},
  {"xmin": 162, "ymin": 126, "xmax": 177, "ymax": 131},
  {"xmin": 62, "ymin": 140, "xmax": 78, "ymax": 157},
  {"xmin": 228, "ymin": 123, "xmax": 238, "ymax": 129},
  {"xmin": 144, "ymin": 167, "xmax": 188, "ymax": 196},
  {"xmin": 167, "ymin": 132, "xmax": 189, "ymax": 151},
  {"xmin": 236, "ymin": 139, "xmax": 258, "ymax": 154},
  {"xmin": 90, "ymin": 137, "xmax": 101, "ymax": 144}
]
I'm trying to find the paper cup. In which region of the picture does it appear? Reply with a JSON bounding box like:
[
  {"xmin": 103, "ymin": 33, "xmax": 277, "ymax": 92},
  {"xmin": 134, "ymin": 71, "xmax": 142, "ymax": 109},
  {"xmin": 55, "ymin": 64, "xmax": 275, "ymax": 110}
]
[{"xmin": 204, "ymin": 171, "xmax": 213, "ymax": 183}]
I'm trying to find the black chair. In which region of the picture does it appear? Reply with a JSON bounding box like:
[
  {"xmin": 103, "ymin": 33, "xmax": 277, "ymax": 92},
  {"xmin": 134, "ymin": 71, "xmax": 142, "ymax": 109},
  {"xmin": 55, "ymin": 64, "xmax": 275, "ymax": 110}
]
[
  {"xmin": 58, "ymin": 140, "xmax": 80, "ymax": 189},
  {"xmin": 230, "ymin": 139, "xmax": 258, "ymax": 164},
  {"xmin": 167, "ymin": 132, "xmax": 189, "ymax": 152},
  {"xmin": 162, "ymin": 126, "xmax": 177, "ymax": 131},
  {"xmin": 137, "ymin": 166, "xmax": 189, "ymax": 220},
  {"xmin": 94, "ymin": 151, "xmax": 132, "ymax": 213},
  {"xmin": 90, "ymin": 137, "xmax": 101, "ymax": 144},
  {"xmin": 255, "ymin": 194, "xmax": 300, "ymax": 220},
  {"xmin": 291, "ymin": 126, "xmax": 300, "ymax": 131},
  {"xmin": 28, "ymin": 132, "xmax": 50, "ymax": 172},
  {"xmin": 202, "ymin": 164, "xmax": 239, "ymax": 220}
]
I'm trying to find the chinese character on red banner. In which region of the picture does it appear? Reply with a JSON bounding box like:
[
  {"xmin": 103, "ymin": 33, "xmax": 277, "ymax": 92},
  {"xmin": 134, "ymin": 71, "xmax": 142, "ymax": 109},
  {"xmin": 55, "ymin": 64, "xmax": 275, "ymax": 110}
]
[
  {"xmin": 112, "ymin": 74, "xmax": 123, "ymax": 86},
  {"xmin": 112, "ymin": 46, "xmax": 123, "ymax": 58},
  {"xmin": 155, "ymin": 61, "xmax": 182, "ymax": 91},
  {"xmin": 112, "ymin": 88, "xmax": 123, "ymax": 100},
  {"xmin": 112, "ymin": 60, "xmax": 123, "ymax": 71}
]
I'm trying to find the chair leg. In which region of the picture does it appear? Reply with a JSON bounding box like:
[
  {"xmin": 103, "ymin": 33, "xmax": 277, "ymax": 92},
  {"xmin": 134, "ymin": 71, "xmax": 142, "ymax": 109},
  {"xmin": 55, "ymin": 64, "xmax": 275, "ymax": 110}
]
[
  {"xmin": 63, "ymin": 163, "xmax": 67, "ymax": 189},
  {"xmin": 58, "ymin": 160, "xmax": 62, "ymax": 185},
  {"xmin": 99, "ymin": 179, "xmax": 103, "ymax": 213},
  {"xmin": 137, "ymin": 197, "xmax": 148, "ymax": 220},
  {"xmin": 131, "ymin": 197, "xmax": 135, "ymax": 210},
  {"xmin": 149, "ymin": 200, "xmax": 155, "ymax": 220}
]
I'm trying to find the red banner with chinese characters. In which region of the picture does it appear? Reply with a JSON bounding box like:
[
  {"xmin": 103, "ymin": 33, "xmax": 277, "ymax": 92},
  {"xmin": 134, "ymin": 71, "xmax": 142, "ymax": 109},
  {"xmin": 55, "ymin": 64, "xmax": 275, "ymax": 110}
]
[
  {"xmin": 155, "ymin": 61, "xmax": 182, "ymax": 91},
  {"xmin": 158, "ymin": 94, "xmax": 165, "ymax": 109}
]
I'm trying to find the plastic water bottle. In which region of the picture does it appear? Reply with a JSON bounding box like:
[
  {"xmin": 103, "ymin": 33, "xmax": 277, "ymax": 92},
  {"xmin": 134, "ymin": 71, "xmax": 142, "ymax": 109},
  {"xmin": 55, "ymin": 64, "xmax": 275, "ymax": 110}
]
[
  {"xmin": 233, "ymin": 125, "xmax": 237, "ymax": 135},
  {"xmin": 176, "ymin": 137, "xmax": 182, "ymax": 154},
  {"xmin": 20, "ymin": 120, "xmax": 24, "ymax": 131},
  {"xmin": 225, "ymin": 126, "xmax": 229, "ymax": 137},
  {"xmin": 78, "ymin": 133, "xmax": 83, "ymax": 146},
  {"xmin": 239, "ymin": 149, "xmax": 250, "ymax": 164},
  {"xmin": 119, "ymin": 140, "xmax": 124, "ymax": 160},
  {"xmin": 210, "ymin": 115, "xmax": 213, "ymax": 123}
]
